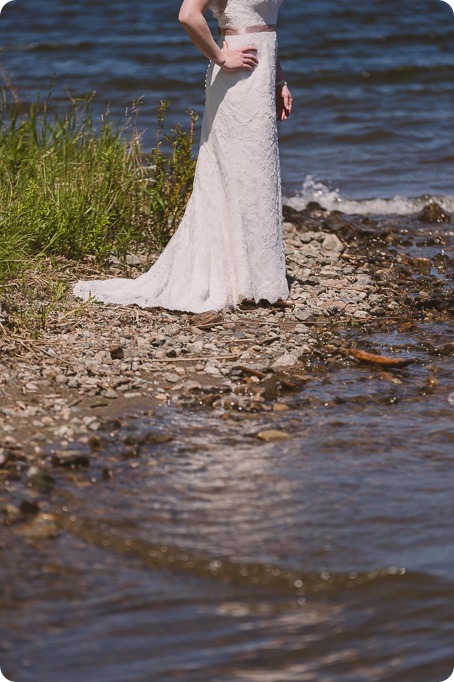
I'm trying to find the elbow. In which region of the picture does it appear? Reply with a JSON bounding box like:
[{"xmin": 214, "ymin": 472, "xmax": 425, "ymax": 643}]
[{"xmin": 178, "ymin": 10, "xmax": 192, "ymax": 26}]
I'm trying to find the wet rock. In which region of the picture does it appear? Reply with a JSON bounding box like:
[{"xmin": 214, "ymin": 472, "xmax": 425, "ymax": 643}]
[
  {"xmin": 26, "ymin": 466, "xmax": 55, "ymax": 492},
  {"xmin": 418, "ymin": 202, "xmax": 451, "ymax": 224},
  {"xmin": 2, "ymin": 503, "xmax": 22, "ymax": 521},
  {"xmin": 273, "ymin": 403, "xmax": 290, "ymax": 412},
  {"xmin": 121, "ymin": 446, "xmax": 141, "ymax": 459},
  {"xmin": 428, "ymin": 341, "xmax": 454, "ymax": 356},
  {"xmin": 397, "ymin": 253, "xmax": 431, "ymax": 274},
  {"xmin": 440, "ymin": 342, "xmax": 454, "ymax": 356},
  {"xmin": 17, "ymin": 512, "xmax": 59, "ymax": 540},
  {"xmin": 145, "ymin": 430, "xmax": 173, "ymax": 444},
  {"xmin": 256, "ymin": 429, "xmax": 291, "ymax": 442},
  {"xmin": 0, "ymin": 448, "xmax": 9, "ymax": 468},
  {"xmin": 19, "ymin": 499, "xmax": 41, "ymax": 516},
  {"xmin": 260, "ymin": 375, "xmax": 285, "ymax": 400},
  {"xmin": 88, "ymin": 435, "xmax": 104, "ymax": 449},
  {"xmin": 200, "ymin": 393, "xmax": 222, "ymax": 406},
  {"xmin": 410, "ymin": 257, "xmax": 431, "ymax": 275},
  {"xmin": 123, "ymin": 431, "xmax": 150, "ymax": 446},
  {"xmin": 100, "ymin": 418, "xmax": 123, "ymax": 432},
  {"xmin": 51, "ymin": 450, "xmax": 90, "ymax": 468}
]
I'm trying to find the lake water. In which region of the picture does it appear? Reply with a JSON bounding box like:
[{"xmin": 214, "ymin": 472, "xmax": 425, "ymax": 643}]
[
  {"xmin": 2, "ymin": 318, "xmax": 454, "ymax": 681},
  {"xmin": 0, "ymin": 0, "xmax": 453, "ymax": 212}
]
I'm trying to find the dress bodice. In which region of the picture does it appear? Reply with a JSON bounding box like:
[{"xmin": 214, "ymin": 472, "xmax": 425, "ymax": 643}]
[{"xmin": 208, "ymin": 0, "xmax": 285, "ymax": 29}]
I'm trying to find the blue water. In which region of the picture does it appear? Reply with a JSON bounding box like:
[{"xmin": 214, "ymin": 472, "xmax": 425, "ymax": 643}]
[{"xmin": 1, "ymin": 0, "xmax": 453, "ymax": 211}]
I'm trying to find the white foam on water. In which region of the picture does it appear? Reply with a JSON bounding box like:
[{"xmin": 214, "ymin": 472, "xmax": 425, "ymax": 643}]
[{"xmin": 284, "ymin": 176, "xmax": 454, "ymax": 216}]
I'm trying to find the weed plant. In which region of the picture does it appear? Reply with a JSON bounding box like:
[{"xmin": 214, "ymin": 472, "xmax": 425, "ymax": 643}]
[{"xmin": 0, "ymin": 77, "xmax": 197, "ymax": 285}]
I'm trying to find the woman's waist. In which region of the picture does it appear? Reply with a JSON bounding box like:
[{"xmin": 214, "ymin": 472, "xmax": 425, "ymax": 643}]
[{"xmin": 217, "ymin": 23, "xmax": 276, "ymax": 36}]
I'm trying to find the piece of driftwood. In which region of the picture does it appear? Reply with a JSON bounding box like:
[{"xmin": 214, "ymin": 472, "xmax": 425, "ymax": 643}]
[{"xmin": 341, "ymin": 346, "xmax": 416, "ymax": 367}]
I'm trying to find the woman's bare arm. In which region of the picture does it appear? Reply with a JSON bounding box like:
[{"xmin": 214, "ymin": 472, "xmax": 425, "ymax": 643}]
[{"xmin": 178, "ymin": 0, "xmax": 259, "ymax": 71}]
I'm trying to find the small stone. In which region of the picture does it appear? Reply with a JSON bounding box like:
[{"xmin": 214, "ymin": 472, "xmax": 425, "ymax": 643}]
[
  {"xmin": 204, "ymin": 366, "xmax": 221, "ymax": 375},
  {"xmin": 88, "ymin": 435, "xmax": 103, "ymax": 449},
  {"xmin": 125, "ymin": 253, "xmax": 142, "ymax": 266},
  {"xmin": 256, "ymin": 429, "xmax": 291, "ymax": 442},
  {"xmin": 51, "ymin": 450, "xmax": 90, "ymax": 467},
  {"xmin": 18, "ymin": 513, "xmax": 59, "ymax": 540},
  {"xmin": 181, "ymin": 380, "xmax": 203, "ymax": 391},
  {"xmin": 164, "ymin": 372, "xmax": 180, "ymax": 383},
  {"xmin": 0, "ymin": 448, "xmax": 9, "ymax": 467},
  {"xmin": 410, "ymin": 257, "xmax": 431, "ymax": 275},
  {"xmin": 271, "ymin": 353, "xmax": 298, "ymax": 369},
  {"xmin": 26, "ymin": 467, "xmax": 55, "ymax": 492},
  {"xmin": 145, "ymin": 430, "xmax": 173, "ymax": 444},
  {"xmin": 440, "ymin": 342, "xmax": 454, "ymax": 356},
  {"xmin": 294, "ymin": 308, "xmax": 313, "ymax": 322},
  {"xmin": 19, "ymin": 499, "xmax": 41, "ymax": 516},
  {"xmin": 321, "ymin": 234, "xmax": 344, "ymax": 253},
  {"xmin": 110, "ymin": 345, "xmax": 125, "ymax": 360}
]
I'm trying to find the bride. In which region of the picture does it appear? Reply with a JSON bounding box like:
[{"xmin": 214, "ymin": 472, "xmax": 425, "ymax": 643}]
[{"xmin": 73, "ymin": 0, "xmax": 293, "ymax": 314}]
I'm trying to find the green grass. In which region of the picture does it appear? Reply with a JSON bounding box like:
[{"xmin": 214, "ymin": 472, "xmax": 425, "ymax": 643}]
[
  {"xmin": 0, "ymin": 78, "xmax": 198, "ymax": 285},
  {"xmin": 0, "ymin": 77, "xmax": 198, "ymax": 335}
]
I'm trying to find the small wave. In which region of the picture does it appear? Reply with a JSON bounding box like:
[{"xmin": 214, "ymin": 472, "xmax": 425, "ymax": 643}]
[
  {"xmin": 0, "ymin": 40, "xmax": 94, "ymax": 52},
  {"xmin": 284, "ymin": 176, "xmax": 454, "ymax": 216},
  {"xmin": 56, "ymin": 509, "xmax": 410, "ymax": 597}
]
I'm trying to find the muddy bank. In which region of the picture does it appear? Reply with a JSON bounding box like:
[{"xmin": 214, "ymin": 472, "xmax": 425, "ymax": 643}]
[{"xmin": 1, "ymin": 201, "xmax": 453, "ymax": 530}]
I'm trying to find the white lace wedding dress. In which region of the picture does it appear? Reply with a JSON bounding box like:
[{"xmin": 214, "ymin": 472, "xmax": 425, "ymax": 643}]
[{"xmin": 73, "ymin": 0, "xmax": 289, "ymax": 313}]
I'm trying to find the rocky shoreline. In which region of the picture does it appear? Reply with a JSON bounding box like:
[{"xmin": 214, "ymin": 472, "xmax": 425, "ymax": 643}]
[{"xmin": 1, "ymin": 200, "xmax": 452, "ymax": 533}]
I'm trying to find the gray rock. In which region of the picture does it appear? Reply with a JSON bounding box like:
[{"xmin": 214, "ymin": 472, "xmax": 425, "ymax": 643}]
[
  {"xmin": 295, "ymin": 308, "xmax": 313, "ymax": 322},
  {"xmin": 271, "ymin": 353, "xmax": 299, "ymax": 369},
  {"xmin": 321, "ymin": 234, "xmax": 344, "ymax": 253},
  {"xmin": 353, "ymin": 310, "xmax": 370, "ymax": 319}
]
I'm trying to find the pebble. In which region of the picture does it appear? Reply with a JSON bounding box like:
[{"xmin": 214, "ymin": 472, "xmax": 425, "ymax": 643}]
[
  {"xmin": 256, "ymin": 429, "xmax": 291, "ymax": 442},
  {"xmin": 321, "ymin": 234, "xmax": 344, "ymax": 253},
  {"xmin": 271, "ymin": 354, "xmax": 299, "ymax": 369},
  {"xmin": 17, "ymin": 512, "xmax": 60, "ymax": 540},
  {"xmin": 51, "ymin": 450, "xmax": 90, "ymax": 467}
]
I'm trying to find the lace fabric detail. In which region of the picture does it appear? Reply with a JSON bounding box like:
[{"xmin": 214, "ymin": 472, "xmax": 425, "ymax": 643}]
[
  {"xmin": 208, "ymin": 0, "xmax": 284, "ymax": 29},
  {"xmin": 73, "ymin": 0, "xmax": 289, "ymax": 314}
]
